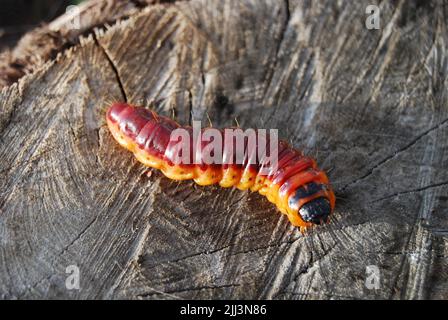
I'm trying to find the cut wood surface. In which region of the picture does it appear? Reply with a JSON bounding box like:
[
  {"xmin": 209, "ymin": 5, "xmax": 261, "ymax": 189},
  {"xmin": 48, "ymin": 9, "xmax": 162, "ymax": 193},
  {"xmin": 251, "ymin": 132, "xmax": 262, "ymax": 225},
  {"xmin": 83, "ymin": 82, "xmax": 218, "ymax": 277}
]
[
  {"xmin": 0, "ymin": 0, "xmax": 176, "ymax": 88},
  {"xmin": 0, "ymin": 0, "xmax": 447, "ymax": 299}
]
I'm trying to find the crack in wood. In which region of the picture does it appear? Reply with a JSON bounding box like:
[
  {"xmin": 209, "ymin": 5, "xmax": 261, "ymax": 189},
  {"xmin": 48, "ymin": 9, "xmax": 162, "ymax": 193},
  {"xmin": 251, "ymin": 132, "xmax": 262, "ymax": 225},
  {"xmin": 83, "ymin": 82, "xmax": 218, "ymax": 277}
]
[
  {"xmin": 263, "ymin": 0, "xmax": 290, "ymax": 100},
  {"xmin": 17, "ymin": 216, "xmax": 98, "ymax": 298},
  {"xmin": 341, "ymin": 116, "xmax": 448, "ymax": 191},
  {"xmin": 93, "ymin": 33, "xmax": 128, "ymax": 103},
  {"xmin": 1, "ymin": 0, "xmax": 447, "ymax": 300},
  {"xmin": 369, "ymin": 180, "xmax": 448, "ymax": 204},
  {"xmin": 136, "ymin": 283, "xmax": 240, "ymax": 298}
]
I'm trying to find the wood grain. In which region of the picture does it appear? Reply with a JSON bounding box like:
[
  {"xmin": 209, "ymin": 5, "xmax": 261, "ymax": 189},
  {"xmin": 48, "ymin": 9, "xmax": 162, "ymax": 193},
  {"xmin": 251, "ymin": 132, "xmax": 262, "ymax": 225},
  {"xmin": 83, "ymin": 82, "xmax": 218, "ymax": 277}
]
[
  {"xmin": 0, "ymin": 0, "xmax": 447, "ymax": 299},
  {"xmin": 0, "ymin": 0, "xmax": 177, "ymax": 88}
]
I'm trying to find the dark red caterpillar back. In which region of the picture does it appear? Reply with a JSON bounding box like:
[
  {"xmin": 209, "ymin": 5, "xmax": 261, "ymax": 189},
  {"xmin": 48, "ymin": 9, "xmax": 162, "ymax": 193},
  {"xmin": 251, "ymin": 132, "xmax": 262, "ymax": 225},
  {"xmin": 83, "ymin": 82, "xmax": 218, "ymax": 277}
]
[{"xmin": 106, "ymin": 102, "xmax": 335, "ymax": 230}]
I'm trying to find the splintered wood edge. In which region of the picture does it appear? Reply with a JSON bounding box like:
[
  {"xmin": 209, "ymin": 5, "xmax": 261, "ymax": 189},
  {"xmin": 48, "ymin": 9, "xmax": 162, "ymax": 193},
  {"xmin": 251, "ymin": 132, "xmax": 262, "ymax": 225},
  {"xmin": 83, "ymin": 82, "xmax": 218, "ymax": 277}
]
[
  {"xmin": 0, "ymin": 3, "xmax": 155, "ymax": 99},
  {"xmin": 0, "ymin": 0, "xmax": 184, "ymax": 90}
]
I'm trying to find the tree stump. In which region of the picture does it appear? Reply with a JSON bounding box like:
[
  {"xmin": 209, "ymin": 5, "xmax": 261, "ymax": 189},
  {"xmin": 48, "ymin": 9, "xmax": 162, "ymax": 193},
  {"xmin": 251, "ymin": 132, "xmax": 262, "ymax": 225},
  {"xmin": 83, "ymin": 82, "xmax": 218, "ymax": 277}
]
[{"xmin": 0, "ymin": 0, "xmax": 447, "ymax": 299}]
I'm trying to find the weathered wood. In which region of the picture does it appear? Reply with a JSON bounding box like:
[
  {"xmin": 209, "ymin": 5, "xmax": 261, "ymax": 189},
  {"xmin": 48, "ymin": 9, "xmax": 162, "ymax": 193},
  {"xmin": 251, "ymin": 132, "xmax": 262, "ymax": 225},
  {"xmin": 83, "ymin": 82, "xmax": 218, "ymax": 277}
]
[
  {"xmin": 1, "ymin": 0, "xmax": 448, "ymax": 299},
  {"xmin": 0, "ymin": 0, "xmax": 176, "ymax": 88}
]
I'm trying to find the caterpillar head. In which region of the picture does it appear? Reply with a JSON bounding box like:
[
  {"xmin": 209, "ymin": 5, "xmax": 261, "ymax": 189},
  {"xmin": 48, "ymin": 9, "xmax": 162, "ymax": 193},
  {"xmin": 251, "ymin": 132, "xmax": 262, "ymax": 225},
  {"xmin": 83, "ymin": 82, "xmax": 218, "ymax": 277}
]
[
  {"xmin": 287, "ymin": 182, "xmax": 334, "ymax": 226},
  {"xmin": 297, "ymin": 197, "xmax": 331, "ymax": 225}
]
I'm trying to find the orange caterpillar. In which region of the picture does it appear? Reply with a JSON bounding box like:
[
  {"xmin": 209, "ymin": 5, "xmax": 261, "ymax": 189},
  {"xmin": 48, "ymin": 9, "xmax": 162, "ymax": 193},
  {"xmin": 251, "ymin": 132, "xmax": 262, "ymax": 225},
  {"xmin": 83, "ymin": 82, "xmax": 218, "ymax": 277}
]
[{"xmin": 106, "ymin": 102, "xmax": 335, "ymax": 231}]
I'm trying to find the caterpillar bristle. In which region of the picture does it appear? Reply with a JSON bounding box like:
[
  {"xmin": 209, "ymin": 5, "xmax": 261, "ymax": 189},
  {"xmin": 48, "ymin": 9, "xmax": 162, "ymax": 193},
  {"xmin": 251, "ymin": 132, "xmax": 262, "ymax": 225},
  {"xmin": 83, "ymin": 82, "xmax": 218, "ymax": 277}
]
[{"xmin": 106, "ymin": 102, "xmax": 336, "ymax": 230}]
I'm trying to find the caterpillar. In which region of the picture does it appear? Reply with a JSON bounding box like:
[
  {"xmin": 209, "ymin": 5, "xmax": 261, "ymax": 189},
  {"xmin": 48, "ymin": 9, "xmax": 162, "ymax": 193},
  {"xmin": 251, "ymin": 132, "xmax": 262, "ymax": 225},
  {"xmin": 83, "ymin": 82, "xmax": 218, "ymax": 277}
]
[{"xmin": 106, "ymin": 102, "xmax": 335, "ymax": 231}]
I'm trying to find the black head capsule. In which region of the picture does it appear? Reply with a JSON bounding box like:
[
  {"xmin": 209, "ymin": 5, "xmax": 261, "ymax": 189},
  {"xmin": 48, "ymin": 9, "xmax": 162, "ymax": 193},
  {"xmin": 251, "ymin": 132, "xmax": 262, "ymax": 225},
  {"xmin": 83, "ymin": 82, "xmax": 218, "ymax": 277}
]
[
  {"xmin": 298, "ymin": 197, "xmax": 331, "ymax": 225},
  {"xmin": 288, "ymin": 182, "xmax": 331, "ymax": 225}
]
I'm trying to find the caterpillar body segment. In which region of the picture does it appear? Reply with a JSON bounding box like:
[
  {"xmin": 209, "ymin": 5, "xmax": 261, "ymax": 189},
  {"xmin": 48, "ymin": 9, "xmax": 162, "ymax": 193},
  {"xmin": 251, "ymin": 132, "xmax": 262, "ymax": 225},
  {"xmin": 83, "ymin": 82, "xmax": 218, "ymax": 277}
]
[{"xmin": 106, "ymin": 102, "xmax": 336, "ymax": 230}]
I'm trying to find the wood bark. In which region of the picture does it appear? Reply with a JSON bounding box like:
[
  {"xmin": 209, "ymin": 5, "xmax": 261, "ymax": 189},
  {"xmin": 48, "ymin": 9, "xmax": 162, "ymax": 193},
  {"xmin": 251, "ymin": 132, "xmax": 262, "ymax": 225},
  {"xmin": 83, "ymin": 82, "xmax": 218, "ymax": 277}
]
[{"xmin": 0, "ymin": 0, "xmax": 447, "ymax": 299}]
